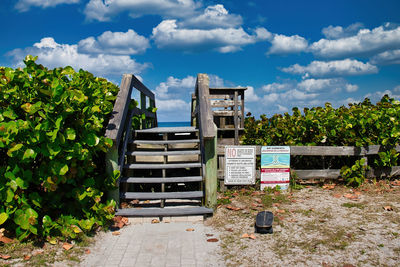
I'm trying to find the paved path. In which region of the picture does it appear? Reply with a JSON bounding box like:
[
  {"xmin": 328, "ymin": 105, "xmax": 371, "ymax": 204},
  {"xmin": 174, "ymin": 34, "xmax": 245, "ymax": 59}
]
[{"xmin": 80, "ymin": 219, "xmax": 224, "ymax": 267}]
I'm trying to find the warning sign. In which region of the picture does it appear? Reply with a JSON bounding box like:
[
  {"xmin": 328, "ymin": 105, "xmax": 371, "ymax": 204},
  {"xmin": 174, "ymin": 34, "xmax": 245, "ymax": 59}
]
[
  {"xmin": 261, "ymin": 146, "xmax": 291, "ymax": 190},
  {"xmin": 224, "ymin": 146, "xmax": 256, "ymax": 185}
]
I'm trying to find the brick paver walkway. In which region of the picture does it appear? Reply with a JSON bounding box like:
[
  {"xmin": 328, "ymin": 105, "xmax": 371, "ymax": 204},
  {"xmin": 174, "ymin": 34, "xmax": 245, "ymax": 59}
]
[{"xmin": 80, "ymin": 219, "xmax": 223, "ymax": 267}]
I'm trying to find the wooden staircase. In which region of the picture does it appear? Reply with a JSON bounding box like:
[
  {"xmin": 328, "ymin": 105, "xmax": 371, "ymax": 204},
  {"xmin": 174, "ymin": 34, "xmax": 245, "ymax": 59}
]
[{"xmin": 116, "ymin": 126, "xmax": 213, "ymax": 217}]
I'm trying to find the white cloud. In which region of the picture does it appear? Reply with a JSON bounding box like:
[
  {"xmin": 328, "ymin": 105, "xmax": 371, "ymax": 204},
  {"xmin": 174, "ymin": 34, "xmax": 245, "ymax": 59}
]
[
  {"xmin": 268, "ymin": 34, "xmax": 308, "ymax": 54},
  {"xmin": 245, "ymin": 86, "xmax": 260, "ymax": 102},
  {"xmin": 8, "ymin": 37, "xmax": 148, "ymax": 78},
  {"xmin": 78, "ymin": 29, "xmax": 150, "ymax": 55},
  {"xmin": 364, "ymin": 89, "xmax": 400, "ymax": 103},
  {"xmin": 84, "ymin": 0, "xmax": 199, "ymax": 22},
  {"xmin": 263, "ymin": 93, "xmax": 279, "ymax": 103},
  {"xmin": 281, "ymin": 59, "xmax": 378, "ymax": 78},
  {"xmin": 262, "ymin": 82, "xmax": 293, "ymax": 93},
  {"xmin": 15, "ymin": 0, "xmax": 79, "ymax": 12},
  {"xmin": 321, "ymin": 23, "xmax": 364, "ymax": 39},
  {"xmin": 297, "ymin": 78, "xmax": 358, "ymax": 93},
  {"xmin": 277, "ymin": 104, "xmax": 289, "ymax": 112},
  {"xmin": 155, "ymin": 75, "xmax": 196, "ymax": 99},
  {"xmin": 152, "ymin": 20, "xmax": 269, "ymax": 53},
  {"xmin": 310, "ymin": 24, "xmax": 400, "ymax": 58},
  {"xmin": 370, "ymin": 49, "xmax": 400, "ymax": 65},
  {"xmin": 180, "ymin": 4, "xmax": 242, "ymax": 29}
]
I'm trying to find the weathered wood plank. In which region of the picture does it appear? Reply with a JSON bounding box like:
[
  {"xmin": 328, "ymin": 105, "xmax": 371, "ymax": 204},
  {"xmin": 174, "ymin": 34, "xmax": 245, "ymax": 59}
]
[
  {"xmin": 125, "ymin": 162, "xmax": 201, "ymax": 169},
  {"xmin": 115, "ymin": 207, "xmax": 213, "ymax": 217},
  {"xmin": 133, "ymin": 139, "xmax": 199, "ymax": 145},
  {"xmin": 234, "ymin": 90, "xmax": 238, "ymax": 145},
  {"xmin": 208, "ymin": 94, "xmax": 234, "ymax": 99},
  {"xmin": 134, "ymin": 126, "xmax": 197, "ymax": 133},
  {"xmin": 210, "ymin": 100, "xmax": 243, "ymax": 107},
  {"xmin": 105, "ymin": 74, "xmax": 134, "ymax": 144},
  {"xmin": 204, "ymin": 124, "xmax": 218, "ymax": 209},
  {"xmin": 121, "ymin": 191, "xmax": 203, "ymax": 200},
  {"xmin": 217, "ymin": 145, "xmax": 400, "ymax": 156},
  {"xmin": 131, "ymin": 74, "xmax": 155, "ymax": 101},
  {"xmin": 209, "ymin": 87, "xmax": 247, "ymax": 91},
  {"xmin": 217, "ymin": 167, "xmax": 400, "ymax": 180},
  {"xmin": 197, "ymin": 74, "xmax": 216, "ymax": 139},
  {"xmin": 213, "ymin": 110, "xmax": 235, "ymax": 116},
  {"xmin": 121, "ymin": 176, "xmax": 203, "ymax": 183}
]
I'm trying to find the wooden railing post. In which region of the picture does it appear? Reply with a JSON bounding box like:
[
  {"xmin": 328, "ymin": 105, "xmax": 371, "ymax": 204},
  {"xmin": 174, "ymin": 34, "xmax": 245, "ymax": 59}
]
[
  {"xmin": 196, "ymin": 73, "xmax": 217, "ymax": 209},
  {"xmin": 204, "ymin": 124, "xmax": 218, "ymax": 208}
]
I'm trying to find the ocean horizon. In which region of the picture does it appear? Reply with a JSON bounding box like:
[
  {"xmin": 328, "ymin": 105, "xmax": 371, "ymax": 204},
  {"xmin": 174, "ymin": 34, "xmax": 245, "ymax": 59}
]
[{"xmin": 158, "ymin": 121, "xmax": 191, "ymax": 127}]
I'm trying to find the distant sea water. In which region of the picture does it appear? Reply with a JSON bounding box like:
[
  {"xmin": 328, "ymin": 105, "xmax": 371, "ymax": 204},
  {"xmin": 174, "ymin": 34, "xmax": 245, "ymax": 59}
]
[{"xmin": 158, "ymin": 121, "xmax": 191, "ymax": 127}]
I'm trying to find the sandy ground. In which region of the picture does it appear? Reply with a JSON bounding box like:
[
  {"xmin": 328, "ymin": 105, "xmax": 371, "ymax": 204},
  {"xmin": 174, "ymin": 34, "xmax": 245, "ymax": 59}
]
[{"xmin": 206, "ymin": 180, "xmax": 400, "ymax": 267}]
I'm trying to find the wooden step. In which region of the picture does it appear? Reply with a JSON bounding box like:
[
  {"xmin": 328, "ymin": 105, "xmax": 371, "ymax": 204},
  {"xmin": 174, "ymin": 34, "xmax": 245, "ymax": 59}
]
[
  {"xmin": 125, "ymin": 162, "xmax": 201, "ymax": 169},
  {"xmin": 134, "ymin": 127, "xmax": 197, "ymax": 133},
  {"xmin": 115, "ymin": 206, "xmax": 213, "ymax": 217},
  {"xmin": 133, "ymin": 139, "xmax": 199, "ymax": 145},
  {"xmin": 121, "ymin": 176, "xmax": 203, "ymax": 183},
  {"xmin": 121, "ymin": 191, "xmax": 203, "ymax": 200},
  {"xmin": 127, "ymin": 150, "xmax": 200, "ymax": 156}
]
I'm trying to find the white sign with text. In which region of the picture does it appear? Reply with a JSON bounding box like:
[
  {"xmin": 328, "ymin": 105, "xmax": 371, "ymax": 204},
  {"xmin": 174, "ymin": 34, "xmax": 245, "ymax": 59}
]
[{"xmin": 224, "ymin": 146, "xmax": 256, "ymax": 185}]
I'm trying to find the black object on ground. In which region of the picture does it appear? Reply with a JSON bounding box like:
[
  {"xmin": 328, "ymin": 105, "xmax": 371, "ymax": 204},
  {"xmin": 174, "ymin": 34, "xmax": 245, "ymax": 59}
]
[{"xmin": 255, "ymin": 211, "xmax": 274, "ymax": 234}]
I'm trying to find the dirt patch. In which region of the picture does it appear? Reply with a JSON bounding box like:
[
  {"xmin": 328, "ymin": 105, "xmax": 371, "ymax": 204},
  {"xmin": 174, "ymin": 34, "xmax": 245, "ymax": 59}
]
[{"xmin": 206, "ymin": 181, "xmax": 400, "ymax": 267}]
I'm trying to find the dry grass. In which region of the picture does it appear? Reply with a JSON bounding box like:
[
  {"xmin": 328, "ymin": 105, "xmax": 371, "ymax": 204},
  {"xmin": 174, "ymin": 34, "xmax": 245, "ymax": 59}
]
[{"xmin": 206, "ymin": 180, "xmax": 400, "ymax": 267}]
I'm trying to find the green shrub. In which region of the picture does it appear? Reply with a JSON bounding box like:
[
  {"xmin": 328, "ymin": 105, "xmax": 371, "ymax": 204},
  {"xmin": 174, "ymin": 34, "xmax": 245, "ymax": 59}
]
[{"xmin": 0, "ymin": 56, "xmax": 119, "ymax": 240}]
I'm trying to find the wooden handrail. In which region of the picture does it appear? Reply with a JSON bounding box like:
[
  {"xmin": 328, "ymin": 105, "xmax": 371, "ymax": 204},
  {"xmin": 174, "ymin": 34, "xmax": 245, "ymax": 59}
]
[
  {"xmin": 105, "ymin": 74, "xmax": 157, "ymax": 146},
  {"xmin": 105, "ymin": 73, "xmax": 157, "ymax": 207}
]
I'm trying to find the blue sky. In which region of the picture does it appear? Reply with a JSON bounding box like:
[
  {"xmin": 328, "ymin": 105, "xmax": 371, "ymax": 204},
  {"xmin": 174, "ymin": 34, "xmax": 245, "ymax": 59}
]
[{"xmin": 1, "ymin": 0, "xmax": 400, "ymax": 121}]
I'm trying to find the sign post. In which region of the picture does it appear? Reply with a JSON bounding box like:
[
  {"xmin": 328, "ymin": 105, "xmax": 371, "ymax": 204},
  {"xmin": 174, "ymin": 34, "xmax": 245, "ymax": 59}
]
[
  {"xmin": 261, "ymin": 146, "xmax": 291, "ymax": 190},
  {"xmin": 224, "ymin": 146, "xmax": 256, "ymax": 185}
]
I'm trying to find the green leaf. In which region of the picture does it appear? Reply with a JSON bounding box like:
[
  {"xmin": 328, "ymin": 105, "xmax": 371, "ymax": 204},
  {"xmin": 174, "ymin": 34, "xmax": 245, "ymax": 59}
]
[
  {"xmin": 16, "ymin": 177, "xmax": 28, "ymax": 189},
  {"xmin": 66, "ymin": 128, "xmax": 76, "ymax": 140},
  {"xmin": 23, "ymin": 148, "xmax": 36, "ymax": 160},
  {"xmin": 7, "ymin": 143, "xmax": 23, "ymax": 157},
  {"xmin": 59, "ymin": 164, "xmax": 69, "ymax": 176},
  {"xmin": 3, "ymin": 109, "xmax": 17, "ymax": 119},
  {"xmin": 0, "ymin": 212, "xmax": 8, "ymax": 225},
  {"xmin": 6, "ymin": 189, "xmax": 14, "ymax": 203},
  {"xmin": 85, "ymin": 132, "xmax": 99, "ymax": 147}
]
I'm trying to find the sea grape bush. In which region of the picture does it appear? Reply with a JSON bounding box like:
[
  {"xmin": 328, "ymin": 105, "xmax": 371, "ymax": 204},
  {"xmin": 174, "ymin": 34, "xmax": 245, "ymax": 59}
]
[
  {"xmin": 0, "ymin": 56, "xmax": 120, "ymax": 240},
  {"xmin": 243, "ymin": 96, "xmax": 400, "ymax": 186}
]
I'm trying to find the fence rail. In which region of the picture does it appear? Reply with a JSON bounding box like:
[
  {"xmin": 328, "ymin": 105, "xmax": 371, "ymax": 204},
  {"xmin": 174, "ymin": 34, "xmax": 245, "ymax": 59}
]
[{"xmin": 217, "ymin": 145, "xmax": 400, "ymax": 182}]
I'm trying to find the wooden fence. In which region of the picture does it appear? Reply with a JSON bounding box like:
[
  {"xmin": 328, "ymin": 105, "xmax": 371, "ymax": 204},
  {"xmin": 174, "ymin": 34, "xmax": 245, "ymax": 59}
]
[{"xmin": 217, "ymin": 145, "xmax": 400, "ymax": 187}]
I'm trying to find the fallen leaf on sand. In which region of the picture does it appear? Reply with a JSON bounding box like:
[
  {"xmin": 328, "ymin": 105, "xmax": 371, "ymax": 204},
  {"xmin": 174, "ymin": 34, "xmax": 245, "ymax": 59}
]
[
  {"xmin": 131, "ymin": 199, "xmax": 140, "ymax": 204},
  {"xmin": 225, "ymin": 228, "xmax": 233, "ymax": 232},
  {"xmin": 226, "ymin": 205, "xmax": 242, "ymax": 211},
  {"xmin": 112, "ymin": 231, "xmax": 121, "ymax": 236},
  {"xmin": 322, "ymin": 184, "xmax": 336, "ymax": 190},
  {"xmin": 62, "ymin": 242, "xmax": 73, "ymax": 250},
  {"xmin": 32, "ymin": 250, "xmax": 44, "ymax": 256},
  {"xmin": 276, "ymin": 209, "xmax": 285, "ymax": 213},
  {"xmin": 206, "ymin": 233, "xmax": 214, "ymax": 237},
  {"xmin": 207, "ymin": 238, "xmax": 219, "ymax": 242},
  {"xmin": 186, "ymin": 228, "xmax": 195, "ymax": 232},
  {"xmin": 85, "ymin": 249, "xmax": 91, "ymax": 254},
  {"xmin": 242, "ymin": 233, "xmax": 256, "ymax": 239},
  {"xmin": 0, "ymin": 254, "xmax": 11, "ymax": 260},
  {"xmin": 332, "ymin": 193, "xmax": 342, "ymax": 199},
  {"xmin": 390, "ymin": 180, "xmax": 400, "ymax": 186},
  {"xmin": 343, "ymin": 264, "xmax": 355, "ymax": 267},
  {"xmin": 24, "ymin": 255, "xmax": 31, "ymax": 261},
  {"xmin": 120, "ymin": 202, "xmax": 129, "ymax": 208},
  {"xmin": 291, "ymin": 199, "xmax": 297, "ymax": 203},
  {"xmin": 344, "ymin": 193, "xmax": 358, "ymax": 200},
  {"xmin": 383, "ymin": 206, "xmax": 393, "ymax": 211},
  {"xmin": 151, "ymin": 219, "xmax": 160, "ymax": 224},
  {"xmin": 273, "ymin": 203, "xmax": 280, "ymax": 207},
  {"xmin": 0, "ymin": 236, "xmax": 13, "ymax": 244},
  {"xmin": 322, "ymin": 262, "xmax": 331, "ymax": 267}
]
